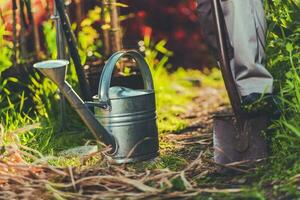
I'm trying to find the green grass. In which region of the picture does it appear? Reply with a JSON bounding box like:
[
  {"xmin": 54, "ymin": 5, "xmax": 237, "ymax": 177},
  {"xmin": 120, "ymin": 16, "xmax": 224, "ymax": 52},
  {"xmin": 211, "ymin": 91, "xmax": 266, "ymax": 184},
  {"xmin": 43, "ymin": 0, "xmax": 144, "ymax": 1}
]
[
  {"xmin": 259, "ymin": 0, "xmax": 300, "ymax": 198},
  {"xmin": 0, "ymin": 16, "xmax": 13, "ymax": 74},
  {"xmin": 0, "ymin": 0, "xmax": 299, "ymax": 198}
]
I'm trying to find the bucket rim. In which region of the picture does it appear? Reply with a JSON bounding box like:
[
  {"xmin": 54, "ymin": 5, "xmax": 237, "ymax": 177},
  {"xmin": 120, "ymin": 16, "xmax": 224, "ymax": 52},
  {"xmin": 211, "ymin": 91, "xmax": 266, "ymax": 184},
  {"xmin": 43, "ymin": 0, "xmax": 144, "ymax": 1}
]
[{"xmin": 93, "ymin": 89, "xmax": 155, "ymax": 101}]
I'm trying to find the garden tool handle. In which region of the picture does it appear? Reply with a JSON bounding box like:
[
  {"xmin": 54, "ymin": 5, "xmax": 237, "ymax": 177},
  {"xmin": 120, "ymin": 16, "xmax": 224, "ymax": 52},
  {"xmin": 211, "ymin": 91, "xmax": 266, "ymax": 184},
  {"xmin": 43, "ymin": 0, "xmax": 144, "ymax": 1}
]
[
  {"xmin": 98, "ymin": 50, "xmax": 154, "ymax": 108},
  {"xmin": 212, "ymin": 0, "xmax": 242, "ymax": 117},
  {"xmin": 212, "ymin": 0, "xmax": 250, "ymax": 152},
  {"xmin": 54, "ymin": 0, "xmax": 92, "ymax": 102}
]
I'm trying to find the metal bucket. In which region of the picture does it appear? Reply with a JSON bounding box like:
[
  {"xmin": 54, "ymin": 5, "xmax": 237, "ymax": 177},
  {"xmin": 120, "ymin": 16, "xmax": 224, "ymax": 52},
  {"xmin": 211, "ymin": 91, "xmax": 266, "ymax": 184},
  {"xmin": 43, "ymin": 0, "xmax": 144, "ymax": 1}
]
[
  {"xmin": 213, "ymin": 113, "xmax": 269, "ymax": 165},
  {"xmin": 93, "ymin": 50, "xmax": 159, "ymax": 163}
]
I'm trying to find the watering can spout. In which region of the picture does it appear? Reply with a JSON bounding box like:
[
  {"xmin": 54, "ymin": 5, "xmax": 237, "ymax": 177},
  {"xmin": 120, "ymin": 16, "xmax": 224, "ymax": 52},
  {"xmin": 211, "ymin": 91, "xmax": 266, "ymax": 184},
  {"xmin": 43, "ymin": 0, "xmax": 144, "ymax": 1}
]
[{"xmin": 33, "ymin": 60, "xmax": 117, "ymax": 152}]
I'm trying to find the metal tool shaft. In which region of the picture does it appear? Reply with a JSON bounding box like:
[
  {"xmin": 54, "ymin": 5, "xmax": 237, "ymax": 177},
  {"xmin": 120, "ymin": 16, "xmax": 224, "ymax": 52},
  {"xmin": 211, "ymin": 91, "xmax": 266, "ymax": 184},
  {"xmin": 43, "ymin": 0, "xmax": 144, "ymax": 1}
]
[
  {"xmin": 54, "ymin": 0, "xmax": 92, "ymax": 101},
  {"xmin": 212, "ymin": 0, "xmax": 242, "ymax": 117},
  {"xmin": 53, "ymin": 1, "xmax": 67, "ymax": 131},
  {"xmin": 60, "ymin": 82, "xmax": 116, "ymax": 148},
  {"xmin": 53, "ymin": 3, "xmax": 67, "ymax": 60},
  {"xmin": 212, "ymin": 0, "xmax": 250, "ymax": 152}
]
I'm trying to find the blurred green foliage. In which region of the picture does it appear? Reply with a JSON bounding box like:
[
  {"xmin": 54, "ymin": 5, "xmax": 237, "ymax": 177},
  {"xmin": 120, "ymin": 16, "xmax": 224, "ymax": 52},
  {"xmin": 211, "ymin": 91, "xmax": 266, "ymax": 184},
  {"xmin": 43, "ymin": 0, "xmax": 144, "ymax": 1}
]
[
  {"xmin": 0, "ymin": 17, "xmax": 13, "ymax": 74},
  {"xmin": 266, "ymin": 0, "xmax": 300, "ymax": 156},
  {"xmin": 77, "ymin": 6, "xmax": 103, "ymax": 64}
]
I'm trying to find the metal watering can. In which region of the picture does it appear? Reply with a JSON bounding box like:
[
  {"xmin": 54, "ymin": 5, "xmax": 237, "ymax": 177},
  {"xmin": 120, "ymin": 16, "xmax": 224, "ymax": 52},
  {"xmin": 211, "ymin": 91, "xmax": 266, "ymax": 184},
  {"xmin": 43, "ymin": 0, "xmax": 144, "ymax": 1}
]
[{"xmin": 33, "ymin": 50, "xmax": 159, "ymax": 164}]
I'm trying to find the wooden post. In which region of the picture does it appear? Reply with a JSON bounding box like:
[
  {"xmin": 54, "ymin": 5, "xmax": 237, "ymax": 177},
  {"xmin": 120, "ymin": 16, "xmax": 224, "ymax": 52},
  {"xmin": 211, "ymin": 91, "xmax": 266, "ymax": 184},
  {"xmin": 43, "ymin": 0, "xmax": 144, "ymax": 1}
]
[
  {"xmin": 24, "ymin": 0, "xmax": 42, "ymax": 59},
  {"xmin": 74, "ymin": 0, "xmax": 83, "ymax": 34},
  {"xmin": 12, "ymin": 0, "xmax": 18, "ymax": 65},
  {"xmin": 108, "ymin": 0, "xmax": 122, "ymax": 53},
  {"xmin": 19, "ymin": 0, "xmax": 28, "ymax": 60},
  {"xmin": 101, "ymin": 0, "xmax": 111, "ymax": 57}
]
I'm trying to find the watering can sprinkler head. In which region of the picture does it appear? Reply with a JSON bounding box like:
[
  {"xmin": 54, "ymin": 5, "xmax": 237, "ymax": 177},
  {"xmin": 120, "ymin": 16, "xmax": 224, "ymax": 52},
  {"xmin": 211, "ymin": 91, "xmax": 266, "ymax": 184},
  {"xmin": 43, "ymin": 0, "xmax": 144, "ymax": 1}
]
[
  {"xmin": 33, "ymin": 60, "xmax": 68, "ymax": 87},
  {"xmin": 33, "ymin": 59, "xmax": 118, "ymax": 154}
]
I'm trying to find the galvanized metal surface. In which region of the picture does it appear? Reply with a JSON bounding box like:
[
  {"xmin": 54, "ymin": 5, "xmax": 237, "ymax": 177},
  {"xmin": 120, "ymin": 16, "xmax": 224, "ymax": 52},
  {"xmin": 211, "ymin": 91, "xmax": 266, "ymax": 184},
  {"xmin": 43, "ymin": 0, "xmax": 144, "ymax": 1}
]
[
  {"xmin": 213, "ymin": 114, "xmax": 269, "ymax": 165},
  {"xmin": 34, "ymin": 51, "xmax": 159, "ymax": 164},
  {"xmin": 33, "ymin": 60, "xmax": 117, "ymax": 151},
  {"xmin": 94, "ymin": 50, "xmax": 159, "ymax": 163},
  {"xmin": 52, "ymin": 1, "xmax": 67, "ymax": 132}
]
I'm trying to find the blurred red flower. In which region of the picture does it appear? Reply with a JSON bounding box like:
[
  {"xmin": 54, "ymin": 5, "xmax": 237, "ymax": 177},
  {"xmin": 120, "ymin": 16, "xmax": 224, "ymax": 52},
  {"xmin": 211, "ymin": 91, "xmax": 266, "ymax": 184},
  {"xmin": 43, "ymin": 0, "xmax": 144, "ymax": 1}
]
[
  {"xmin": 142, "ymin": 26, "xmax": 152, "ymax": 38},
  {"xmin": 137, "ymin": 11, "xmax": 146, "ymax": 18},
  {"xmin": 174, "ymin": 28, "xmax": 185, "ymax": 40}
]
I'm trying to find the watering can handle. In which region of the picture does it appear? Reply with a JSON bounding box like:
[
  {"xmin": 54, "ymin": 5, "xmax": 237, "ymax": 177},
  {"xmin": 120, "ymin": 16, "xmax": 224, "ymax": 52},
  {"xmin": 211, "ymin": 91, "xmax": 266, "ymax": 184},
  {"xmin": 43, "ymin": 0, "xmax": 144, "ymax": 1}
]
[{"xmin": 98, "ymin": 50, "xmax": 154, "ymax": 108}]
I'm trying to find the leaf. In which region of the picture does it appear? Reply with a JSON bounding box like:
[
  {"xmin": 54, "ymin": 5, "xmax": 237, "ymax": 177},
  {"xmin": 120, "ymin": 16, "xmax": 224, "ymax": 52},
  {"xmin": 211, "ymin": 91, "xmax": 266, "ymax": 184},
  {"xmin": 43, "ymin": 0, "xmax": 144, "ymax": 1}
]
[
  {"xmin": 286, "ymin": 43, "xmax": 294, "ymax": 52},
  {"xmin": 81, "ymin": 19, "xmax": 92, "ymax": 27},
  {"xmin": 283, "ymin": 121, "xmax": 300, "ymax": 138},
  {"xmin": 7, "ymin": 77, "xmax": 18, "ymax": 83},
  {"xmin": 116, "ymin": 2, "xmax": 128, "ymax": 7},
  {"xmin": 101, "ymin": 24, "xmax": 111, "ymax": 30}
]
